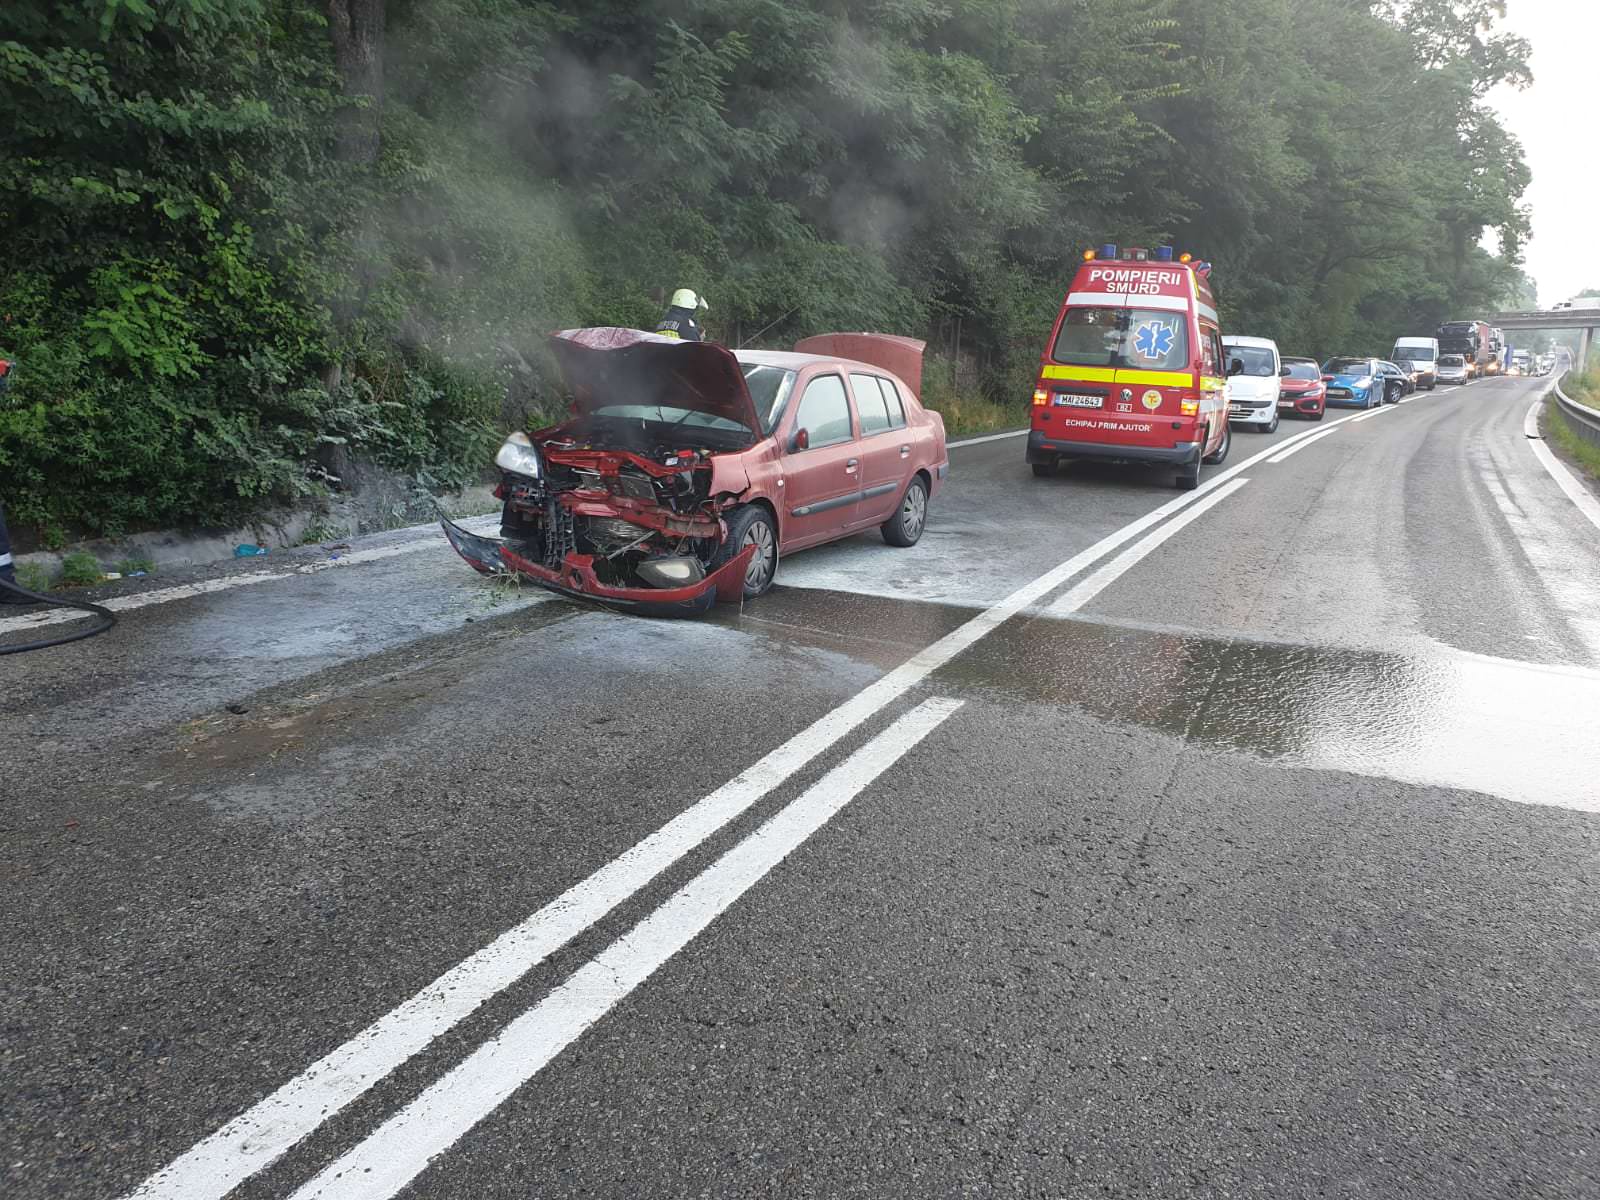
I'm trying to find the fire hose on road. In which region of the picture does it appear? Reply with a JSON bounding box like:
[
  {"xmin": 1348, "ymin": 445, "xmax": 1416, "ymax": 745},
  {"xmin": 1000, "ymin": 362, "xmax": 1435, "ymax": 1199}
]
[{"xmin": 0, "ymin": 354, "xmax": 117, "ymax": 653}]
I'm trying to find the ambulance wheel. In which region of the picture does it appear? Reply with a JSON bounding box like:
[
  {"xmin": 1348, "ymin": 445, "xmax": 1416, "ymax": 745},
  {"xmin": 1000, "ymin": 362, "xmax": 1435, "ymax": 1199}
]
[
  {"xmin": 1031, "ymin": 460, "xmax": 1056, "ymax": 478},
  {"xmin": 1202, "ymin": 421, "xmax": 1231, "ymax": 465}
]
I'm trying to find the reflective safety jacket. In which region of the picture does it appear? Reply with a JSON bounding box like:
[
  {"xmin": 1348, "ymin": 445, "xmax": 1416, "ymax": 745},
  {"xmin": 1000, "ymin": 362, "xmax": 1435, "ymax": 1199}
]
[{"xmin": 654, "ymin": 306, "xmax": 703, "ymax": 342}]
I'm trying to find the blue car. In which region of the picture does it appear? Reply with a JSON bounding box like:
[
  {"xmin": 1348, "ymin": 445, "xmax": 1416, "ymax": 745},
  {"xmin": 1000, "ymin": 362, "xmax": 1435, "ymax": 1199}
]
[{"xmin": 1320, "ymin": 356, "xmax": 1390, "ymax": 409}]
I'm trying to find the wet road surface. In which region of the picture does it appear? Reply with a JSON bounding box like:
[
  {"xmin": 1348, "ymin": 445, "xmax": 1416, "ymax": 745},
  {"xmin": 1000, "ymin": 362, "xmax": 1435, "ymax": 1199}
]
[{"xmin": 5, "ymin": 375, "xmax": 1600, "ymax": 1199}]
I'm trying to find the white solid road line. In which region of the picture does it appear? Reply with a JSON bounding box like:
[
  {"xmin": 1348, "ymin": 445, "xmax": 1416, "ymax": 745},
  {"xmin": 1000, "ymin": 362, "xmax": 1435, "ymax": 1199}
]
[
  {"xmin": 289, "ymin": 696, "xmax": 965, "ymax": 1200},
  {"xmin": 1525, "ymin": 394, "xmax": 1600, "ymax": 534},
  {"xmin": 1048, "ymin": 478, "xmax": 1251, "ymax": 615},
  {"xmin": 1348, "ymin": 405, "xmax": 1395, "ymax": 424},
  {"xmin": 1266, "ymin": 425, "xmax": 1343, "ymax": 463},
  {"xmin": 124, "ymin": 404, "xmax": 1372, "ymax": 1200},
  {"xmin": 946, "ymin": 428, "xmax": 1028, "ymax": 449},
  {"xmin": 0, "ymin": 516, "xmax": 506, "ymax": 636}
]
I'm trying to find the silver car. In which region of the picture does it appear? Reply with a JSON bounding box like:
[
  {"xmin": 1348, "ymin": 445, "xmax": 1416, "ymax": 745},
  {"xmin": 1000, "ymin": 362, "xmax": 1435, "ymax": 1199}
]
[{"xmin": 1436, "ymin": 354, "xmax": 1469, "ymax": 385}]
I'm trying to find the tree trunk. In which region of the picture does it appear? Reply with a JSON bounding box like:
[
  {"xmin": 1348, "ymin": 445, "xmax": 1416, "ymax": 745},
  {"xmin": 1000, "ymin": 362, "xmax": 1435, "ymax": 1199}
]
[{"xmin": 327, "ymin": 0, "xmax": 385, "ymax": 166}]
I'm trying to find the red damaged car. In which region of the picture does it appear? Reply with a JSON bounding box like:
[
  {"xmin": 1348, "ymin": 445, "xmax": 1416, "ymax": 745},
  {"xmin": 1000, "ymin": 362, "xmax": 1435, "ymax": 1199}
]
[{"xmin": 442, "ymin": 328, "xmax": 948, "ymax": 615}]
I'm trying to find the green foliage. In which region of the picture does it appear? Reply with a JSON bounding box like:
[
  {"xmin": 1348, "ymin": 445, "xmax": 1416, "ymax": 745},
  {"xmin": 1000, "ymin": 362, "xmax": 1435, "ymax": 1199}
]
[
  {"xmin": 115, "ymin": 555, "xmax": 155, "ymax": 575},
  {"xmin": 0, "ymin": 0, "xmax": 1536, "ymax": 538},
  {"xmin": 57, "ymin": 550, "xmax": 102, "ymax": 586},
  {"xmin": 16, "ymin": 562, "xmax": 51, "ymax": 592}
]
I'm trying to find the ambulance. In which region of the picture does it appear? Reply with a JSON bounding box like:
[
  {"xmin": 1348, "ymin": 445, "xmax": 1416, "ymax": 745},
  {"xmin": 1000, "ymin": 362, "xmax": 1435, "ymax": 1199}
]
[{"xmin": 1027, "ymin": 244, "xmax": 1231, "ymax": 490}]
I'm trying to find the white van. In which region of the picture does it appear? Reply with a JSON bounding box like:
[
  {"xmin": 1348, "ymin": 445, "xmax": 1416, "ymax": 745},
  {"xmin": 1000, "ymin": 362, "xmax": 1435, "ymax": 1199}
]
[
  {"xmin": 1391, "ymin": 336, "xmax": 1439, "ymax": 390},
  {"xmin": 1223, "ymin": 335, "xmax": 1283, "ymax": 433}
]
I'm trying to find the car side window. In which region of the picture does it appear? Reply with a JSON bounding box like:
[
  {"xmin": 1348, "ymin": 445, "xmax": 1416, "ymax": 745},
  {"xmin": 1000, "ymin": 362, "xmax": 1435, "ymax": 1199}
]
[
  {"xmin": 878, "ymin": 378, "xmax": 907, "ymax": 429},
  {"xmin": 851, "ymin": 374, "xmax": 892, "ymax": 436},
  {"xmin": 794, "ymin": 374, "xmax": 854, "ymax": 449}
]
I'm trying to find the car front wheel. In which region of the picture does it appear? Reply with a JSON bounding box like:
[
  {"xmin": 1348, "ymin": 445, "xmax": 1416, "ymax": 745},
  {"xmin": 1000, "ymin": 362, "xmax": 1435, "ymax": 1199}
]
[
  {"xmin": 882, "ymin": 477, "xmax": 929, "ymax": 547},
  {"xmin": 713, "ymin": 504, "xmax": 779, "ymax": 598}
]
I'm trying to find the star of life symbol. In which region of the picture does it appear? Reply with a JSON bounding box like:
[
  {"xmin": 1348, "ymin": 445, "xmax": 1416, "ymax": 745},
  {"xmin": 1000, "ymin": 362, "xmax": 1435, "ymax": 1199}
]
[{"xmin": 1133, "ymin": 321, "xmax": 1174, "ymax": 361}]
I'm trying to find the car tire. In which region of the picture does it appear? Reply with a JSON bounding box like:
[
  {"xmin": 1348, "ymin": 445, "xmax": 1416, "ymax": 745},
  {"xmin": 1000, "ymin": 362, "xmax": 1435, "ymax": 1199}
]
[
  {"xmin": 882, "ymin": 476, "xmax": 929, "ymax": 548},
  {"xmin": 1031, "ymin": 460, "xmax": 1056, "ymax": 478},
  {"xmin": 1203, "ymin": 420, "xmax": 1231, "ymax": 465},
  {"xmin": 1266, "ymin": 411, "xmax": 1280, "ymax": 434},
  {"xmin": 1312, "ymin": 410, "xmax": 1324, "ymax": 421},
  {"xmin": 712, "ymin": 504, "xmax": 779, "ymax": 598}
]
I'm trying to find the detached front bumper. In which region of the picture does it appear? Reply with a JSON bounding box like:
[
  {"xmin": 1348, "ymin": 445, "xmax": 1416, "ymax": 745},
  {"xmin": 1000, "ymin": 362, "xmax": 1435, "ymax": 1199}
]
[
  {"xmin": 440, "ymin": 514, "xmax": 753, "ymax": 618},
  {"xmin": 1027, "ymin": 430, "xmax": 1200, "ymax": 466}
]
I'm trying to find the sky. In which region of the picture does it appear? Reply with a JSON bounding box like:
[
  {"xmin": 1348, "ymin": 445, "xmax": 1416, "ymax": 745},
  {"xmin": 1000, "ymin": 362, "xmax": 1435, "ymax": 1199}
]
[{"xmin": 1488, "ymin": 0, "xmax": 1600, "ymax": 306}]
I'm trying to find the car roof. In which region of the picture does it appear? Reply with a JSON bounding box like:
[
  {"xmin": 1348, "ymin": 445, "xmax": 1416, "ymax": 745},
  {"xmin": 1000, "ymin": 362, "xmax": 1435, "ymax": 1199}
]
[
  {"xmin": 1222, "ymin": 335, "xmax": 1278, "ymax": 349},
  {"xmin": 734, "ymin": 350, "xmax": 836, "ymax": 370},
  {"xmin": 1282, "ymin": 355, "xmax": 1318, "ymax": 364}
]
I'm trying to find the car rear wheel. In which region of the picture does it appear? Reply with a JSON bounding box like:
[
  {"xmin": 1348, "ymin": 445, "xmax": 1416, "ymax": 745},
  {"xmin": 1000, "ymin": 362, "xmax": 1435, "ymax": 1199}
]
[
  {"xmin": 712, "ymin": 504, "xmax": 779, "ymax": 598},
  {"xmin": 1202, "ymin": 420, "xmax": 1231, "ymax": 465},
  {"xmin": 882, "ymin": 477, "xmax": 929, "ymax": 547}
]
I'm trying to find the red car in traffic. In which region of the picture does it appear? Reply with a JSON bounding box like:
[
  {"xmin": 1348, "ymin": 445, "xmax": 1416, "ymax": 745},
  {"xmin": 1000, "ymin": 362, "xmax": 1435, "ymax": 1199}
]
[
  {"xmin": 442, "ymin": 328, "xmax": 948, "ymax": 615},
  {"xmin": 1277, "ymin": 357, "xmax": 1326, "ymax": 420}
]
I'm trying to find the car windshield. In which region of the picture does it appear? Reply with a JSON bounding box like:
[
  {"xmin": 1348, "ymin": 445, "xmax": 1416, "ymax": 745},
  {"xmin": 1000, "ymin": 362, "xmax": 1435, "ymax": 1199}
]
[
  {"xmin": 740, "ymin": 364, "xmax": 798, "ymax": 434},
  {"xmin": 1439, "ymin": 355, "xmax": 1464, "ymax": 366},
  {"xmin": 1395, "ymin": 347, "xmax": 1435, "ymax": 362},
  {"xmin": 587, "ymin": 405, "xmax": 753, "ymax": 434},
  {"xmin": 1053, "ymin": 307, "xmax": 1189, "ymax": 371},
  {"xmin": 1323, "ymin": 358, "xmax": 1371, "ymax": 376},
  {"xmin": 1225, "ymin": 345, "xmax": 1276, "ymax": 377},
  {"xmin": 1283, "ymin": 360, "xmax": 1321, "ymax": 381}
]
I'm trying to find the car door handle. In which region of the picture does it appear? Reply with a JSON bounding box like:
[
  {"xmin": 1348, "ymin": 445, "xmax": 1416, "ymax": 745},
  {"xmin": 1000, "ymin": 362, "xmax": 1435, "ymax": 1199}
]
[
  {"xmin": 846, "ymin": 458, "xmax": 859, "ymax": 470},
  {"xmin": 899, "ymin": 445, "xmax": 910, "ymax": 457}
]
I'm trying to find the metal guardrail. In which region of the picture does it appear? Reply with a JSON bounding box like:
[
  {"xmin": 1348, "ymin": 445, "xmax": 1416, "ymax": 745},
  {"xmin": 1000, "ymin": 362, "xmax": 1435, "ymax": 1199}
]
[{"xmin": 1552, "ymin": 374, "xmax": 1600, "ymax": 450}]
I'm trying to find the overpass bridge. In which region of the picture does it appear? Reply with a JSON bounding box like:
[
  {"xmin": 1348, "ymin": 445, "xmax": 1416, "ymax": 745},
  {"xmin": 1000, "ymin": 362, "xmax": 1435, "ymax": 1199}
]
[{"xmin": 1486, "ymin": 308, "xmax": 1600, "ymax": 370}]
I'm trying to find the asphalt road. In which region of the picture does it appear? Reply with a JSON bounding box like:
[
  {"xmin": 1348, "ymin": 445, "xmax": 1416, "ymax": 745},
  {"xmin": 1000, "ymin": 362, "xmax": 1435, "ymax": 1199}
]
[{"xmin": 5, "ymin": 374, "xmax": 1600, "ymax": 1199}]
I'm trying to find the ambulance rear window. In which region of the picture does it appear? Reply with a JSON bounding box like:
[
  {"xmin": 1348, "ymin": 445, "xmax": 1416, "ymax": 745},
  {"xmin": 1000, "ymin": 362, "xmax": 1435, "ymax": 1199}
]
[{"xmin": 1052, "ymin": 307, "xmax": 1189, "ymax": 372}]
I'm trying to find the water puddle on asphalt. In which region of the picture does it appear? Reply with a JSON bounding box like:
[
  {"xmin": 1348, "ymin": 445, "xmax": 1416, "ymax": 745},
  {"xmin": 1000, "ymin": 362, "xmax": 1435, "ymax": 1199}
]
[{"xmin": 944, "ymin": 614, "xmax": 1600, "ymax": 811}]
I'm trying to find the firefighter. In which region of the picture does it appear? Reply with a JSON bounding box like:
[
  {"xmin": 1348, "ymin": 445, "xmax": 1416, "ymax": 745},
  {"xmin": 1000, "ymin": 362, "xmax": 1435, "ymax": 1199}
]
[
  {"xmin": 655, "ymin": 288, "xmax": 709, "ymax": 342},
  {"xmin": 0, "ymin": 499, "xmax": 23, "ymax": 603},
  {"xmin": 0, "ymin": 358, "xmax": 24, "ymax": 602}
]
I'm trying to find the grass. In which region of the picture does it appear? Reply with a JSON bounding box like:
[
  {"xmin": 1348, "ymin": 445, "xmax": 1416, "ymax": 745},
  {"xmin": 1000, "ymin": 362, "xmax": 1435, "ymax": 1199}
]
[
  {"xmin": 16, "ymin": 562, "xmax": 51, "ymax": 593},
  {"xmin": 116, "ymin": 555, "xmax": 155, "ymax": 576},
  {"xmin": 1546, "ymin": 401, "xmax": 1600, "ymax": 483},
  {"xmin": 924, "ymin": 391, "xmax": 1024, "ymax": 438},
  {"xmin": 297, "ymin": 517, "xmax": 345, "ymax": 546},
  {"xmin": 57, "ymin": 551, "xmax": 103, "ymax": 587}
]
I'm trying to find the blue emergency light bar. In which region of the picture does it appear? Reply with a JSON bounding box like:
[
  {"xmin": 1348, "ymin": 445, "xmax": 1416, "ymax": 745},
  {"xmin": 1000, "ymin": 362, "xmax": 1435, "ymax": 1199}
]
[
  {"xmin": 1155, "ymin": 247, "xmax": 1174, "ymax": 262},
  {"xmin": 1099, "ymin": 243, "xmax": 1117, "ymax": 260}
]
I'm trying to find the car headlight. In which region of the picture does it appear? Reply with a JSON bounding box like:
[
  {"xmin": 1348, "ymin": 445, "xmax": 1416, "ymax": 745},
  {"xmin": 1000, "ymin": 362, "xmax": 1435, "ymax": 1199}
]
[
  {"xmin": 495, "ymin": 431, "xmax": 543, "ymax": 478},
  {"xmin": 1354, "ymin": 376, "xmax": 1373, "ymax": 388}
]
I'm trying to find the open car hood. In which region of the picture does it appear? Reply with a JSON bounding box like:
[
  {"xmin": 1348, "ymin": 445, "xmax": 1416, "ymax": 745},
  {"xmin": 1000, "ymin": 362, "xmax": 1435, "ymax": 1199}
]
[{"xmin": 548, "ymin": 328, "xmax": 760, "ymax": 440}]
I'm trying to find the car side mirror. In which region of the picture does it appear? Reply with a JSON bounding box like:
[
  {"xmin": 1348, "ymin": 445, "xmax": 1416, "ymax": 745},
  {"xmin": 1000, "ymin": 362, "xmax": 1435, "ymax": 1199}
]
[
  {"xmin": 1228, "ymin": 359, "xmax": 1245, "ymax": 377},
  {"xmin": 791, "ymin": 427, "xmax": 810, "ymax": 452},
  {"xmin": 1279, "ymin": 365, "xmax": 1291, "ymax": 377}
]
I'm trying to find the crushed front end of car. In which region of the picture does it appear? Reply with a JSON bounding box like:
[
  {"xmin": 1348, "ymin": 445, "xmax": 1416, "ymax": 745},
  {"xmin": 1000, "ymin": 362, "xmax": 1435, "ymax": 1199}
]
[{"xmin": 442, "ymin": 328, "xmax": 762, "ymax": 616}]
